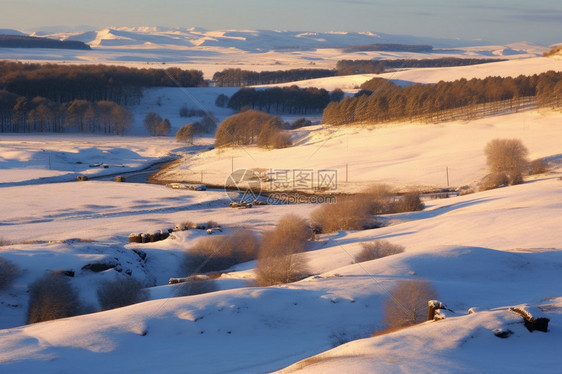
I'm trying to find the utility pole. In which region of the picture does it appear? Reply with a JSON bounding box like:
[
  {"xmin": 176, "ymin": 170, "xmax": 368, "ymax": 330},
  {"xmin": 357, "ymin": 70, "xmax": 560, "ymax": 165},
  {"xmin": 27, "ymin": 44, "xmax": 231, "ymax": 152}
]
[{"xmin": 446, "ymin": 167, "xmax": 450, "ymax": 187}]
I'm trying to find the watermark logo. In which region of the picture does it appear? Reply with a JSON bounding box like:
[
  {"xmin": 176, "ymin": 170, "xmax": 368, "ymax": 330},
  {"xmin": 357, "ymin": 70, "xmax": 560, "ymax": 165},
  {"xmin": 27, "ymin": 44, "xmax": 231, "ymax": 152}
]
[
  {"xmin": 224, "ymin": 169, "xmax": 262, "ymax": 203},
  {"xmin": 225, "ymin": 168, "xmax": 338, "ymax": 205}
]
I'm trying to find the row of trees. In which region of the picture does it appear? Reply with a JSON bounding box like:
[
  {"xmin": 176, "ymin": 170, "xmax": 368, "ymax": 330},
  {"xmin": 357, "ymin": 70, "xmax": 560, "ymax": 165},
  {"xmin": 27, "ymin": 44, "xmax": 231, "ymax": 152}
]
[
  {"xmin": 227, "ymin": 86, "xmax": 343, "ymax": 114},
  {"xmin": 323, "ymin": 71, "xmax": 562, "ymax": 125},
  {"xmin": 213, "ymin": 68, "xmax": 336, "ymax": 87},
  {"xmin": 0, "ymin": 61, "xmax": 206, "ymax": 105},
  {"xmin": 335, "ymin": 57, "xmax": 504, "ymax": 75},
  {"xmin": 212, "ymin": 58, "xmax": 501, "ymax": 86},
  {"xmin": 0, "ymin": 92, "xmax": 133, "ymax": 134}
]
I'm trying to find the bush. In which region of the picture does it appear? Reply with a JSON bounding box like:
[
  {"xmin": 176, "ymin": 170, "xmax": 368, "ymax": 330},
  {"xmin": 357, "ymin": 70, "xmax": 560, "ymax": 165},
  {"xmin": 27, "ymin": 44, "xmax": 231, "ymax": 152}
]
[
  {"xmin": 485, "ymin": 138, "xmax": 529, "ymax": 185},
  {"xmin": 310, "ymin": 195, "xmax": 376, "ymax": 233},
  {"xmin": 27, "ymin": 272, "xmax": 83, "ymax": 324},
  {"xmin": 530, "ymin": 158, "xmax": 548, "ymax": 175},
  {"xmin": 0, "ymin": 257, "xmax": 20, "ymax": 289},
  {"xmin": 174, "ymin": 276, "xmax": 217, "ymax": 297},
  {"xmin": 291, "ymin": 118, "xmax": 313, "ymax": 129},
  {"xmin": 176, "ymin": 123, "xmax": 195, "ymax": 144},
  {"xmin": 0, "ymin": 237, "xmax": 13, "ymax": 246},
  {"xmin": 97, "ymin": 277, "xmax": 148, "ymax": 311},
  {"xmin": 355, "ymin": 240, "xmax": 405, "ymax": 263},
  {"xmin": 394, "ymin": 192, "xmax": 424, "ymax": 213},
  {"xmin": 255, "ymin": 215, "xmax": 311, "ymax": 286},
  {"xmin": 215, "ymin": 94, "xmax": 229, "ymax": 108},
  {"xmin": 383, "ymin": 279, "xmax": 437, "ymax": 329},
  {"xmin": 182, "ymin": 230, "xmax": 259, "ymax": 274},
  {"xmin": 480, "ymin": 172, "xmax": 509, "ymax": 191}
]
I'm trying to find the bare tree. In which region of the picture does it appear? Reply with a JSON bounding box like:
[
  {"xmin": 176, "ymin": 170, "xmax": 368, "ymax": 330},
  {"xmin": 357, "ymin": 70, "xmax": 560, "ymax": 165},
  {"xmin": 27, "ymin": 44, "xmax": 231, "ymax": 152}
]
[
  {"xmin": 485, "ymin": 138, "xmax": 529, "ymax": 184},
  {"xmin": 384, "ymin": 279, "xmax": 437, "ymax": 329}
]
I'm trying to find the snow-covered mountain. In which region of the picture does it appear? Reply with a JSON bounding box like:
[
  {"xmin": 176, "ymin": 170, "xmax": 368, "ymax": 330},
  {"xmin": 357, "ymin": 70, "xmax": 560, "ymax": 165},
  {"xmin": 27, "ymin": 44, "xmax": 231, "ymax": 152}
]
[{"xmin": 30, "ymin": 27, "xmax": 490, "ymax": 51}]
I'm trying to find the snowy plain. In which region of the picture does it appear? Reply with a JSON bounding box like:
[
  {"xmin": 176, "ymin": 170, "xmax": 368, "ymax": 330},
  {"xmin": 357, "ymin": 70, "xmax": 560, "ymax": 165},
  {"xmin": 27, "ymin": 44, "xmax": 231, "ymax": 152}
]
[{"xmin": 1, "ymin": 29, "xmax": 562, "ymax": 373}]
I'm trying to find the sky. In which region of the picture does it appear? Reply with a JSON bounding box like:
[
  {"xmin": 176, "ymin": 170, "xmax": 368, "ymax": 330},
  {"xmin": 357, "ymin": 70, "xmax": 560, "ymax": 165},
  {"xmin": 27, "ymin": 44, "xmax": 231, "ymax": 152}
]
[{"xmin": 1, "ymin": 0, "xmax": 561, "ymax": 45}]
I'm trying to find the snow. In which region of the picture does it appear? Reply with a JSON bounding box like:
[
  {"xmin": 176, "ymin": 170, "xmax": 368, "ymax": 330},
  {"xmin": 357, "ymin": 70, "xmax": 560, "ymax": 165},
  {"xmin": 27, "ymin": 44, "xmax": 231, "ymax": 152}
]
[{"xmin": 1, "ymin": 31, "xmax": 562, "ymax": 373}]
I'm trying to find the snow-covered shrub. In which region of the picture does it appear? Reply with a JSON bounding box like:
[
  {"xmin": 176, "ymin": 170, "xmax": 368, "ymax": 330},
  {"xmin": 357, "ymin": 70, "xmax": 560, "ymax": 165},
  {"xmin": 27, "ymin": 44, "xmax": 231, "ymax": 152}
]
[
  {"xmin": 310, "ymin": 195, "xmax": 376, "ymax": 233},
  {"xmin": 182, "ymin": 230, "xmax": 259, "ymax": 274},
  {"xmin": 0, "ymin": 257, "xmax": 20, "ymax": 290},
  {"xmin": 97, "ymin": 277, "xmax": 148, "ymax": 311},
  {"xmin": 355, "ymin": 240, "xmax": 405, "ymax": 263},
  {"xmin": 255, "ymin": 215, "xmax": 311, "ymax": 286},
  {"xmin": 27, "ymin": 272, "xmax": 84, "ymax": 324},
  {"xmin": 383, "ymin": 279, "xmax": 437, "ymax": 329}
]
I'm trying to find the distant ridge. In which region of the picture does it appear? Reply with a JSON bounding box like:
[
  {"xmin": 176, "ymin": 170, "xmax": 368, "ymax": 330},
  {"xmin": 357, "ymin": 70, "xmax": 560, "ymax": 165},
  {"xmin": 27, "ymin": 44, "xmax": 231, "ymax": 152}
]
[{"xmin": 0, "ymin": 34, "xmax": 91, "ymax": 50}]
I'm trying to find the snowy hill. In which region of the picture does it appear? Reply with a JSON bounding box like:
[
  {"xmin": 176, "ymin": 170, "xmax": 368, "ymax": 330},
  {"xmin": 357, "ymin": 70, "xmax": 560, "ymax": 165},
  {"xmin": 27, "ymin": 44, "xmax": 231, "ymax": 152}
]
[
  {"xmin": 1, "ymin": 31, "xmax": 562, "ymax": 372},
  {"xmin": 0, "ymin": 27, "xmax": 551, "ymax": 79}
]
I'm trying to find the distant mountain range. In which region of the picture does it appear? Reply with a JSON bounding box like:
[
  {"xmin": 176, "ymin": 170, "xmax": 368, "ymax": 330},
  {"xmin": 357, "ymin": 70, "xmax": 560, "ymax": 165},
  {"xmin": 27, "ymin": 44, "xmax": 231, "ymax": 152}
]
[{"xmin": 8, "ymin": 27, "xmax": 493, "ymax": 52}]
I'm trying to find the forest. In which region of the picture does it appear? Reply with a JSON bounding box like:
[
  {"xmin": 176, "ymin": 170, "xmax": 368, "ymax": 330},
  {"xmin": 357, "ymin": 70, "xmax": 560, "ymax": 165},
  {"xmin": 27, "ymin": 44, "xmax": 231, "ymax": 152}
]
[
  {"xmin": 0, "ymin": 35, "xmax": 90, "ymax": 50},
  {"xmin": 0, "ymin": 62, "xmax": 206, "ymax": 134},
  {"xmin": 322, "ymin": 71, "xmax": 562, "ymax": 125},
  {"xmin": 226, "ymin": 86, "xmax": 343, "ymax": 114},
  {"xmin": 212, "ymin": 68, "xmax": 336, "ymax": 87},
  {"xmin": 335, "ymin": 57, "xmax": 505, "ymax": 75}
]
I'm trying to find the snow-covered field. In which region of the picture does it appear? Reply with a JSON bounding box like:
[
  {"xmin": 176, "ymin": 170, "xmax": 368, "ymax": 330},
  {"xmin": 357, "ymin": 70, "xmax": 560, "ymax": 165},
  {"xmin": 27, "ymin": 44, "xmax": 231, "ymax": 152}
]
[{"xmin": 1, "ymin": 32, "xmax": 562, "ymax": 373}]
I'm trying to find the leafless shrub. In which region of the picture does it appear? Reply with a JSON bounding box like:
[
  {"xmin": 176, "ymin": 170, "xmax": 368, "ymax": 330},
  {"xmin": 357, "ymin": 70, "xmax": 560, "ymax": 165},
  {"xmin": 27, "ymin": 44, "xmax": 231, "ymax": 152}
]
[
  {"xmin": 174, "ymin": 277, "xmax": 218, "ymax": 297},
  {"xmin": 206, "ymin": 220, "xmax": 219, "ymax": 229},
  {"xmin": 27, "ymin": 272, "xmax": 83, "ymax": 324},
  {"xmin": 97, "ymin": 277, "xmax": 148, "ymax": 311},
  {"xmin": 182, "ymin": 230, "xmax": 259, "ymax": 274},
  {"xmin": 363, "ymin": 184, "xmax": 424, "ymax": 214},
  {"xmin": 355, "ymin": 240, "xmax": 405, "ymax": 263},
  {"xmin": 485, "ymin": 138, "xmax": 529, "ymax": 185},
  {"xmin": 0, "ymin": 257, "xmax": 20, "ymax": 289},
  {"xmin": 529, "ymin": 158, "xmax": 548, "ymax": 175},
  {"xmin": 383, "ymin": 279, "xmax": 437, "ymax": 329},
  {"xmin": 393, "ymin": 192, "xmax": 425, "ymax": 213},
  {"xmin": 255, "ymin": 215, "xmax": 311, "ymax": 286},
  {"xmin": 310, "ymin": 195, "xmax": 376, "ymax": 233},
  {"xmin": 480, "ymin": 172, "xmax": 509, "ymax": 191},
  {"xmin": 0, "ymin": 237, "xmax": 13, "ymax": 247}
]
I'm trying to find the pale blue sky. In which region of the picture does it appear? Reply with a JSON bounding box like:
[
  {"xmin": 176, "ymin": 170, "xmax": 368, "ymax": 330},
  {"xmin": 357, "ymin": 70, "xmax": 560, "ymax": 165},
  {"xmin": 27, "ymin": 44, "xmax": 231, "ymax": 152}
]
[{"xmin": 2, "ymin": 0, "xmax": 561, "ymax": 44}]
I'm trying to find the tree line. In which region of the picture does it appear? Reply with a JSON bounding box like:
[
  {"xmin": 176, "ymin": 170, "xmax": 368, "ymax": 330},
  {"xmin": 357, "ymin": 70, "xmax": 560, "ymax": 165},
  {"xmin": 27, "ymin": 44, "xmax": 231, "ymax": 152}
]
[
  {"xmin": 0, "ymin": 61, "xmax": 206, "ymax": 134},
  {"xmin": 0, "ymin": 92, "xmax": 133, "ymax": 134},
  {"xmin": 323, "ymin": 71, "xmax": 562, "ymax": 125},
  {"xmin": 227, "ymin": 86, "xmax": 344, "ymax": 114},
  {"xmin": 0, "ymin": 61, "xmax": 206, "ymax": 105},
  {"xmin": 212, "ymin": 68, "xmax": 336, "ymax": 87},
  {"xmin": 335, "ymin": 57, "xmax": 505, "ymax": 75},
  {"xmin": 0, "ymin": 35, "xmax": 90, "ymax": 50}
]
